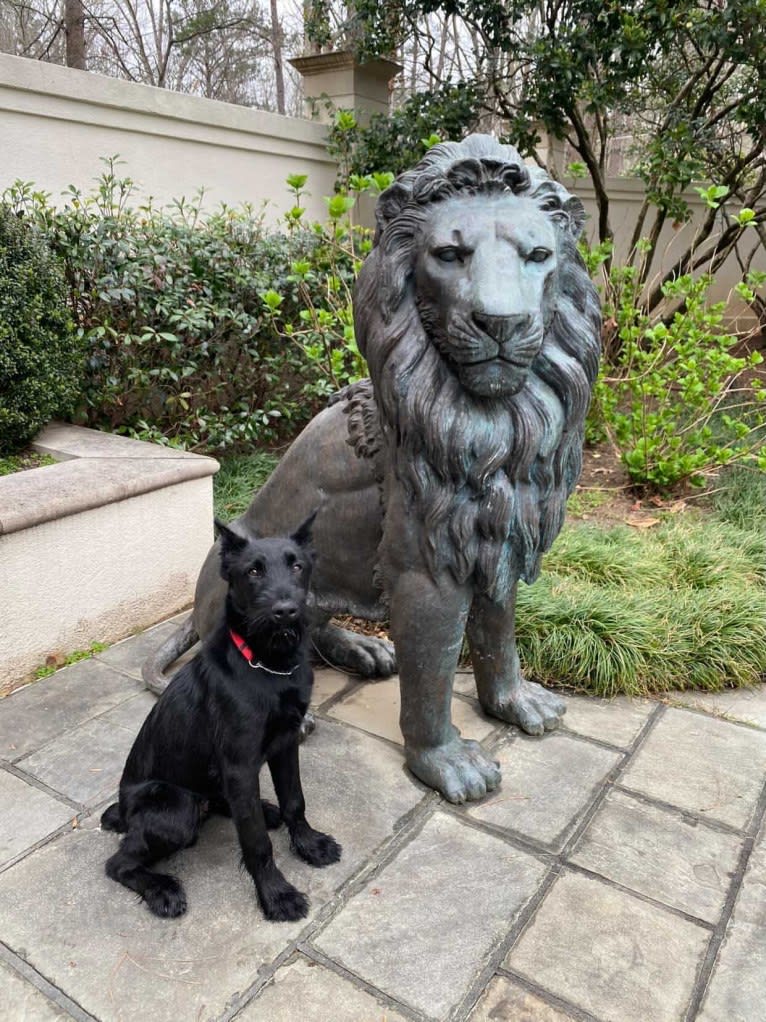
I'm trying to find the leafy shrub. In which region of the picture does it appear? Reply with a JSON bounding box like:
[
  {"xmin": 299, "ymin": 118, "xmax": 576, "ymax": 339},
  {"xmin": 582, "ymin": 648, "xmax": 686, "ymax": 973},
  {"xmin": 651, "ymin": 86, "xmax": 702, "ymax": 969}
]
[
  {"xmin": 258, "ymin": 171, "xmax": 376, "ymax": 401},
  {"xmin": 0, "ymin": 205, "xmax": 80, "ymax": 454},
  {"xmin": 3, "ymin": 160, "xmax": 375, "ymax": 452},
  {"xmin": 586, "ymin": 246, "xmax": 765, "ymax": 490},
  {"xmin": 325, "ymin": 84, "xmax": 481, "ymax": 179}
]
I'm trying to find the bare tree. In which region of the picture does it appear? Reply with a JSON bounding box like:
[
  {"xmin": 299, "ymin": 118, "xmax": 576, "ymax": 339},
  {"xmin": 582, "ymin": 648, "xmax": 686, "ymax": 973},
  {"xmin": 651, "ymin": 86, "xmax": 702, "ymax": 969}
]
[
  {"xmin": 64, "ymin": 0, "xmax": 85, "ymax": 66},
  {"xmin": 0, "ymin": 0, "xmax": 301, "ymax": 112}
]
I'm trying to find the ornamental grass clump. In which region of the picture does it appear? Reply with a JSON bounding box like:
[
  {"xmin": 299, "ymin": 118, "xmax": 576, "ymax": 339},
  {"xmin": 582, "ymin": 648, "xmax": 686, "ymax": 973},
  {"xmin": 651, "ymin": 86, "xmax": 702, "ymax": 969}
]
[{"xmin": 516, "ymin": 513, "xmax": 766, "ymax": 696}]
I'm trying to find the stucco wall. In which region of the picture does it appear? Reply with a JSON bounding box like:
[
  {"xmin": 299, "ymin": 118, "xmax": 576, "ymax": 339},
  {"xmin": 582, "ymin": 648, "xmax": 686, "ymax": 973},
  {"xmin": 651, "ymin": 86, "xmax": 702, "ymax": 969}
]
[
  {"xmin": 570, "ymin": 175, "xmax": 766, "ymax": 323},
  {"xmin": 0, "ymin": 52, "xmax": 336, "ymax": 220}
]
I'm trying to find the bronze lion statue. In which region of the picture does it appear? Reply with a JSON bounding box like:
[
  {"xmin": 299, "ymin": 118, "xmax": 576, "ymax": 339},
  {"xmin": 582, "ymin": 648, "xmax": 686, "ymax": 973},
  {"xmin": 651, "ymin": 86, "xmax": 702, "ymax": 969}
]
[{"xmin": 145, "ymin": 134, "xmax": 601, "ymax": 804}]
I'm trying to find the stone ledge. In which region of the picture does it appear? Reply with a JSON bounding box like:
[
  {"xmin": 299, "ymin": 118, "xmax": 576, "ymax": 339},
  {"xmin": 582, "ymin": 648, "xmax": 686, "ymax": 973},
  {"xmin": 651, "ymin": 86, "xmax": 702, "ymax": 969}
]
[
  {"xmin": 0, "ymin": 423, "xmax": 217, "ymax": 536},
  {"xmin": 0, "ymin": 423, "xmax": 218, "ymax": 693}
]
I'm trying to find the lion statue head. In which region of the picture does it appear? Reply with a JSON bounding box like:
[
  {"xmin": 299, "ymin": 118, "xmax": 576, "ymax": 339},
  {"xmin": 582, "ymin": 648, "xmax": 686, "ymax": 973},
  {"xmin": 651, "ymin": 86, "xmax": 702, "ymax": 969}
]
[{"xmin": 354, "ymin": 134, "xmax": 601, "ymax": 599}]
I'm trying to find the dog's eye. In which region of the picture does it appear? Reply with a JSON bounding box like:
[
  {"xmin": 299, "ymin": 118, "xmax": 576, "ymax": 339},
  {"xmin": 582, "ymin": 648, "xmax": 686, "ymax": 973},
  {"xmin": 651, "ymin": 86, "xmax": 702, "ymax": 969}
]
[
  {"xmin": 292, "ymin": 563, "xmax": 303, "ymax": 573},
  {"xmin": 527, "ymin": 247, "xmax": 552, "ymax": 263},
  {"xmin": 249, "ymin": 563, "xmax": 264, "ymax": 577}
]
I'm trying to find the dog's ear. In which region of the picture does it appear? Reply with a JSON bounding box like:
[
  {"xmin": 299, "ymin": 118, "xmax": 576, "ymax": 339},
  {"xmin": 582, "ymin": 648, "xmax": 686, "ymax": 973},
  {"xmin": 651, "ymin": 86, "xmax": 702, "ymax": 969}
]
[
  {"xmin": 215, "ymin": 518, "xmax": 248, "ymax": 553},
  {"xmin": 291, "ymin": 508, "xmax": 319, "ymax": 548}
]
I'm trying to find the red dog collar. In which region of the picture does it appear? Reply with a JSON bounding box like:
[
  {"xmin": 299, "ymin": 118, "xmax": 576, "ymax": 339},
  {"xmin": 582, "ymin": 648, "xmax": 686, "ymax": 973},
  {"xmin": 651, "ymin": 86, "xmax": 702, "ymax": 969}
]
[{"xmin": 229, "ymin": 629, "xmax": 300, "ymax": 676}]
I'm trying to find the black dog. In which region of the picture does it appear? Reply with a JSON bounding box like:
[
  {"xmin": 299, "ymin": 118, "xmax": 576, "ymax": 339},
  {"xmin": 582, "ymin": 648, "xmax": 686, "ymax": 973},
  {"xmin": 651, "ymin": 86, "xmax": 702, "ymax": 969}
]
[{"xmin": 101, "ymin": 513, "xmax": 340, "ymax": 921}]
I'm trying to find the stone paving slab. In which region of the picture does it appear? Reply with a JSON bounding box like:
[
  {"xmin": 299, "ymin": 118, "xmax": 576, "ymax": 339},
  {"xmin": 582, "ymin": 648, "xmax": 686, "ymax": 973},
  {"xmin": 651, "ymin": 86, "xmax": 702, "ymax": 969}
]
[
  {"xmin": 570, "ymin": 788, "xmax": 742, "ymax": 924},
  {"xmin": 698, "ymin": 820, "xmax": 766, "ymax": 1021},
  {"xmin": 507, "ymin": 869, "xmax": 711, "ymax": 1022},
  {"xmin": 561, "ymin": 694, "xmax": 655, "ymax": 749},
  {"xmin": 311, "ymin": 668, "xmax": 352, "ymax": 708},
  {"xmin": 667, "ymin": 683, "xmax": 766, "ymax": 731},
  {"xmin": 0, "ymin": 722, "xmax": 423, "ymax": 1022},
  {"xmin": 328, "ymin": 676, "xmax": 497, "ymax": 746},
  {"xmin": 240, "ymin": 956, "xmax": 409, "ymax": 1021},
  {"xmin": 467, "ymin": 733, "xmax": 620, "ymax": 850},
  {"xmin": 0, "ymin": 658, "xmax": 139, "ymax": 763},
  {"xmin": 1, "ymin": 627, "xmax": 765, "ymax": 1022},
  {"xmin": 621, "ymin": 707, "xmax": 766, "ymax": 830},
  {"xmin": 93, "ymin": 619, "xmax": 183, "ymax": 680},
  {"xmin": 468, "ymin": 975, "xmax": 578, "ymax": 1021},
  {"xmin": 0, "ymin": 769, "xmax": 74, "ymax": 869},
  {"xmin": 0, "ymin": 959, "xmax": 72, "ymax": 1021},
  {"xmin": 314, "ymin": 811, "xmax": 548, "ymax": 1019},
  {"xmin": 17, "ymin": 718, "xmax": 137, "ymax": 807},
  {"xmin": 95, "ymin": 690, "xmax": 156, "ymax": 732}
]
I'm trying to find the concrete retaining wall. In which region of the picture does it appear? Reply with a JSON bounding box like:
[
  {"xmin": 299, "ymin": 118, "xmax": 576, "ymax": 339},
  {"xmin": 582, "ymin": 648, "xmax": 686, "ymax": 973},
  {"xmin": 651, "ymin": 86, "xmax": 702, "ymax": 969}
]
[{"xmin": 0, "ymin": 424, "xmax": 217, "ymax": 694}]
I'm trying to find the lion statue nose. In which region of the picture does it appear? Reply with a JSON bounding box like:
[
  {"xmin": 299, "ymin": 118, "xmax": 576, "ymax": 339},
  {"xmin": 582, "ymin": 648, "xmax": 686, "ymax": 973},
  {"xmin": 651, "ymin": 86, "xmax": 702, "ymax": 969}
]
[{"xmin": 472, "ymin": 311, "xmax": 531, "ymax": 343}]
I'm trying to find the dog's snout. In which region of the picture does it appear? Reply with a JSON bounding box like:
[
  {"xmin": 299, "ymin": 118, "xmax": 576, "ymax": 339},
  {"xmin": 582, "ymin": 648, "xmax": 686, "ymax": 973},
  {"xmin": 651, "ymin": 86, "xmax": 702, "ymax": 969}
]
[{"xmin": 272, "ymin": 600, "xmax": 299, "ymax": 622}]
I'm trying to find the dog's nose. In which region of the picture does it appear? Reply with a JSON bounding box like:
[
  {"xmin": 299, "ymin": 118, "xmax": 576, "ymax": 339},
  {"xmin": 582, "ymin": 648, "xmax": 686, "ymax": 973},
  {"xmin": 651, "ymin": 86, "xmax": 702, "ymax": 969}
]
[{"xmin": 272, "ymin": 600, "xmax": 299, "ymax": 622}]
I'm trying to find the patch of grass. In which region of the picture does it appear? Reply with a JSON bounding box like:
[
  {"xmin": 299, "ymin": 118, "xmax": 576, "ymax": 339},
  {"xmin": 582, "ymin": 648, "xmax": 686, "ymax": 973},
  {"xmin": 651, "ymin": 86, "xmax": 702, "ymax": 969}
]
[
  {"xmin": 517, "ymin": 506, "xmax": 765, "ymax": 696},
  {"xmin": 0, "ymin": 450, "xmax": 56, "ymax": 476},
  {"xmin": 34, "ymin": 641, "xmax": 109, "ymax": 680},
  {"xmin": 566, "ymin": 488, "xmax": 612, "ymax": 517},
  {"xmin": 710, "ymin": 464, "xmax": 766, "ymax": 532},
  {"xmin": 213, "ymin": 452, "xmax": 280, "ymax": 520}
]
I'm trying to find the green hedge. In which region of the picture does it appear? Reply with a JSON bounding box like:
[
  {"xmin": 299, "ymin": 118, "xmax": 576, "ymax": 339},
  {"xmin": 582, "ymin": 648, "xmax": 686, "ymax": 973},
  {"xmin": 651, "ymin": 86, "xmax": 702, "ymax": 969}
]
[
  {"xmin": 0, "ymin": 206, "xmax": 81, "ymax": 454},
  {"xmin": 3, "ymin": 166, "xmax": 366, "ymax": 453}
]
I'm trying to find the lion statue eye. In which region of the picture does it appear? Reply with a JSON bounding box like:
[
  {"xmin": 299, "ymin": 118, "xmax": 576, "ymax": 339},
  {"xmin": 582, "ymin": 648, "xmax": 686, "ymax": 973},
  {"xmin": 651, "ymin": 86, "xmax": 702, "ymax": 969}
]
[
  {"xmin": 527, "ymin": 247, "xmax": 552, "ymax": 264},
  {"xmin": 435, "ymin": 246, "xmax": 464, "ymax": 264}
]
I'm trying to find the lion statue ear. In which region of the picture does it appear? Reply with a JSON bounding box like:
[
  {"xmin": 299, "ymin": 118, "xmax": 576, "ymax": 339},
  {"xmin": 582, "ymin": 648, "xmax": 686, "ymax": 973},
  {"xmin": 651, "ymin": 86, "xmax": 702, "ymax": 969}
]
[
  {"xmin": 375, "ymin": 182, "xmax": 410, "ymax": 235},
  {"xmin": 564, "ymin": 197, "xmax": 587, "ymax": 239}
]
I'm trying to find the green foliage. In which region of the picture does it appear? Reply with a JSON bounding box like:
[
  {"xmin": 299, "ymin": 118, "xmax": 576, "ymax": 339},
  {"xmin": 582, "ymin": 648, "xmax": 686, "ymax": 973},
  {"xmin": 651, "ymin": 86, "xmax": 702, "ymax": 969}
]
[
  {"xmin": 257, "ymin": 171, "xmax": 371, "ymax": 403},
  {"xmin": 0, "ymin": 205, "xmax": 81, "ymax": 455},
  {"xmin": 326, "ymin": 84, "xmax": 482, "ymax": 178},
  {"xmin": 710, "ymin": 464, "xmax": 766, "ymax": 532},
  {"xmin": 516, "ymin": 510, "xmax": 766, "ymax": 695},
  {"xmin": 0, "ymin": 450, "xmax": 56, "ymax": 475},
  {"xmin": 3, "ymin": 160, "xmax": 369, "ymax": 452},
  {"xmin": 585, "ymin": 245, "xmax": 765, "ymax": 490}
]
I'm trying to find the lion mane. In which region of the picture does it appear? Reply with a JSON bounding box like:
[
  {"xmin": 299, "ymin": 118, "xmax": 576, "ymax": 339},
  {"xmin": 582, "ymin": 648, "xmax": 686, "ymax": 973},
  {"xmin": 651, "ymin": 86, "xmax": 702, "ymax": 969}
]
[{"xmin": 351, "ymin": 134, "xmax": 601, "ymax": 601}]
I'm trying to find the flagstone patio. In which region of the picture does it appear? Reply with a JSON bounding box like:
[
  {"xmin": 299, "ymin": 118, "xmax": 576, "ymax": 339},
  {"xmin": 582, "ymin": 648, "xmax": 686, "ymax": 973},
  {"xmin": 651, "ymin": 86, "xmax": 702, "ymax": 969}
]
[{"xmin": 0, "ymin": 614, "xmax": 764, "ymax": 1021}]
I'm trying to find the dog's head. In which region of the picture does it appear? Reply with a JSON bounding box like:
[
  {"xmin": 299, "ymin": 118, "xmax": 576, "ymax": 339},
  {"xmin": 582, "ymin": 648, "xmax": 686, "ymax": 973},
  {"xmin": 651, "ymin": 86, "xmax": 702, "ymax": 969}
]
[{"xmin": 214, "ymin": 511, "xmax": 317, "ymax": 654}]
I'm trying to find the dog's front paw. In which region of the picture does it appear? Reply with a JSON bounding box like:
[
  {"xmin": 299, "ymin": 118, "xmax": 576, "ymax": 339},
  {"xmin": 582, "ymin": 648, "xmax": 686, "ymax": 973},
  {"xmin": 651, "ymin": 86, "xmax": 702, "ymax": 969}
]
[
  {"xmin": 144, "ymin": 874, "xmax": 187, "ymax": 918},
  {"xmin": 258, "ymin": 871, "xmax": 309, "ymax": 922},
  {"xmin": 291, "ymin": 824, "xmax": 342, "ymax": 867}
]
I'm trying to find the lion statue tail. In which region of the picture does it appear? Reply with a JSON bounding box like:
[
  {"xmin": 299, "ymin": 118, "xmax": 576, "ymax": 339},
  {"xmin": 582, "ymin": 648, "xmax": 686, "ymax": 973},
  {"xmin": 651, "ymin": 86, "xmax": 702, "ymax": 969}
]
[{"xmin": 141, "ymin": 614, "xmax": 199, "ymax": 696}]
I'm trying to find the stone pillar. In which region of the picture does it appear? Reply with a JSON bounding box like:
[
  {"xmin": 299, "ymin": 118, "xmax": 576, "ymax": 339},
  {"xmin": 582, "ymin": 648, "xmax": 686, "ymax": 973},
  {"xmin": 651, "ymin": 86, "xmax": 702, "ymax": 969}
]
[{"xmin": 289, "ymin": 50, "xmax": 401, "ymax": 125}]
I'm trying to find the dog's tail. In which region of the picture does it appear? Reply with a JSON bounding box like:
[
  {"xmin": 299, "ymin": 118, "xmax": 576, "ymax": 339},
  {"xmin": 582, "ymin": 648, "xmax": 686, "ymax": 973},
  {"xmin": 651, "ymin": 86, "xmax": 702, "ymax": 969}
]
[
  {"xmin": 142, "ymin": 615, "xmax": 199, "ymax": 696},
  {"xmin": 101, "ymin": 802, "xmax": 126, "ymax": 832}
]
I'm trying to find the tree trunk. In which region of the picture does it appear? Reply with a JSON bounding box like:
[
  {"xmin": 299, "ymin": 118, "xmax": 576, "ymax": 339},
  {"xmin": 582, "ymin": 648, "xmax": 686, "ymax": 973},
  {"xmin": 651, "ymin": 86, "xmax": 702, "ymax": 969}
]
[
  {"xmin": 65, "ymin": 0, "xmax": 86, "ymax": 69},
  {"xmin": 270, "ymin": 0, "xmax": 285, "ymax": 114}
]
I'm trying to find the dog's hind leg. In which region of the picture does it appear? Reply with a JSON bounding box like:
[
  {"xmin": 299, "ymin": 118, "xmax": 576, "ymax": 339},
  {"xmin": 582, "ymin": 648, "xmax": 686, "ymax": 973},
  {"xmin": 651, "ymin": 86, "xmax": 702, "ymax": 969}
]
[
  {"xmin": 100, "ymin": 802, "xmax": 127, "ymax": 833},
  {"xmin": 104, "ymin": 782, "xmax": 202, "ymax": 918}
]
